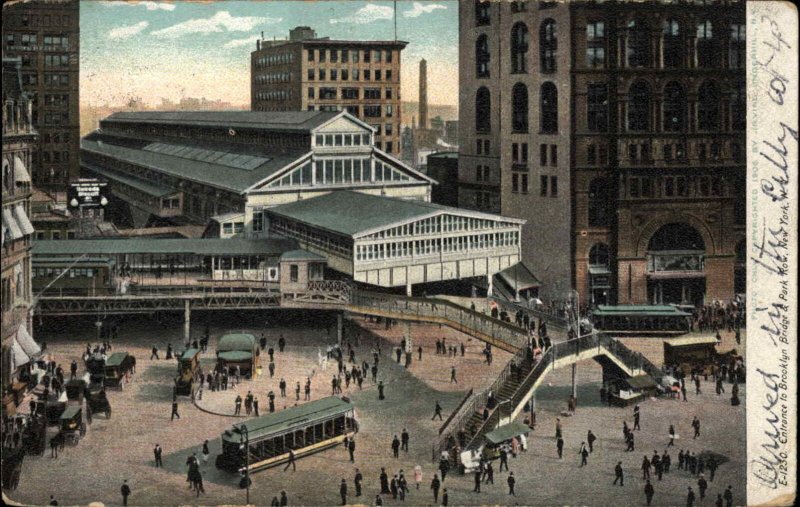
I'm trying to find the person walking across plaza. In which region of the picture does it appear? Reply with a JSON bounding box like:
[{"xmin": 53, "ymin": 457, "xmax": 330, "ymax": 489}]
[
  {"xmin": 499, "ymin": 447, "xmax": 509, "ymax": 470},
  {"xmin": 644, "ymin": 480, "xmax": 655, "ymax": 506},
  {"xmin": 339, "ymin": 478, "xmax": 348, "ymax": 506},
  {"xmin": 392, "ymin": 435, "xmax": 400, "ymax": 458},
  {"xmin": 154, "ymin": 444, "xmax": 163, "ymax": 467},
  {"xmin": 430, "ymin": 473, "xmax": 441, "ymax": 503},
  {"xmin": 587, "ymin": 430, "xmax": 596, "ymax": 453},
  {"xmin": 401, "ymin": 428, "xmax": 410, "ymax": 452},
  {"xmin": 668, "ymin": 424, "xmax": 676, "ymax": 447},
  {"xmin": 687, "ymin": 486, "xmax": 696, "ymax": 507},
  {"xmin": 284, "ymin": 449, "xmax": 296, "ymax": 471},
  {"xmin": 120, "ymin": 480, "xmax": 131, "ymax": 506},
  {"xmin": 432, "ymin": 401, "xmax": 443, "ymax": 421},
  {"xmin": 507, "ymin": 471, "xmax": 516, "ymax": 496},
  {"xmin": 692, "ymin": 416, "xmax": 701, "ymax": 439},
  {"xmin": 698, "ymin": 475, "xmax": 708, "ymax": 499},
  {"xmin": 234, "ymin": 394, "xmax": 242, "ymax": 416},
  {"xmin": 579, "ymin": 441, "xmax": 589, "ymax": 467},
  {"xmin": 171, "ymin": 400, "xmax": 180, "ymax": 420},
  {"xmin": 441, "ymin": 488, "xmax": 448, "ymax": 506},
  {"xmin": 348, "ymin": 437, "xmax": 356, "ymax": 462},
  {"xmin": 642, "ymin": 455, "xmax": 651, "ymax": 480},
  {"xmin": 202, "ymin": 440, "xmax": 210, "ymax": 464},
  {"xmin": 613, "ymin": 461, "xmax": 624, "ymax": 486},
  {"xmin": 633, "ymin": 404, "xmax": 641, "ymax": 430},
  {"xmin": 450, "ymin": 366, "xmax": 457, "ymax": 383},
  {"xmin": 354, "ymin": 468, "xmax": 363, "ymax": 497},
  {"xmin": 556, "ymin": 436, "xmax": 564, "ymax": 459}
]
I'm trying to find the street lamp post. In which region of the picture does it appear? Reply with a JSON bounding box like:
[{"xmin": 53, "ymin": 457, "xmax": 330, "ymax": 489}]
[{"xmin": 239, "ymin": 424, "xmax": 250, "ymax": 505}]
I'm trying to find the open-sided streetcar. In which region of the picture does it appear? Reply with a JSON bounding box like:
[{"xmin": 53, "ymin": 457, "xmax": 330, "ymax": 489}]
[
  {"xmin": 215, "ymin": 396, "xmax": 357, "ymax": 473},
  {"xmin": 176, "ymin": 348, "xmax": 200, "ymax": 396}
]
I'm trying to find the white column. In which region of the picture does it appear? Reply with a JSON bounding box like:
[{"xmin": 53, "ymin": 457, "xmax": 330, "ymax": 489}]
[
  {"xmin": 184, "ymin": 300, "xmax": 191, "ymax": 342},
  {"xmin": 406, "ymin": 282, "xmax": 412, "ymax": 297},
  {"xmin": 487, "ymin": 273, "xmax": 493, "ymax": 297}
]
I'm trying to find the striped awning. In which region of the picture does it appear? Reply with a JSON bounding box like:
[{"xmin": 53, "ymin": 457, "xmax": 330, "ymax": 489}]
[
  {"xmin": 10, "ymin": 339, "xmax": 30, "ymax": 370},
  {"xmin": 14, "ymin": 156, "xmax": 31, "ymax": 183},
  {"xmin": 16, "ymin": 323, "xmax": 41, "ymax": 358},
  {"xmin": 2, "ymin": 208, "xmax": 23, "ymax": 241},
  {"xmin": 14, "ymin": 204, "xmax": 35, "ymax": 235}
]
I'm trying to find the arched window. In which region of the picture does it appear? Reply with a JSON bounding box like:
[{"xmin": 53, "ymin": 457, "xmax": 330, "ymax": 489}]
[
  {"xmin": 698, "ymin": 81, "xmax": 720, "ymax": 131},
  {"xmin": 475, "ymin": 35, "xmax": 490, "ymax": 78},
  {"xmin": 475, "ymin": 87, "xmax": 491, "ymax": 133},
  {"xmin": 511, "ymin": 23, "xmax": 529, "ymax": 74},
  {"xmin": 540, "ymin": 82, "xmax": 558, "ymax": 133},
  {"xmin": 730, "ymin": 82, "xmax": 745, "ymax": 131},
  {"xmin": 663, "ymin": 82, "xmax": 686, "ymax": 132},
  {"xmin": 2, "ymin": 160, "xmax": 11, "ymax": 192},
  {"xmin": 627, "ymin": 81, "xmax": 650, "ymax": 131},
  {"xmin": 475, "ymin": 0, "xmax": 490, "ymax": 26},
  {"xmin": 589, "ymin": 243, "xmax": 610, "ymax": 267},
  {"xmin": 648, "ymin": 223, "xmax": 705, "ymax": 251},
  {"xmin": 540, "ymin": 19, "xmax": 557, "ymax": 72},
  {"xmin": 662, "ymin": 19, "xmax": 682, "ymax": 68},
  {"xmin": 729, "ymin": 23, "xmax": 745, "ymax": 69},
  {"xmin": 696, "ymin": 20, "xmax": 714, "ymax": 67},
  {"xmin": 511, "ymin": 83, "xmax": 529, "ymax": 133},
  {"xmin": 588, "ymin": 178, "xmax": 613, "ymax": 227},
  {"xmin": 627, "ymin": 19, "xmax": 650, "ymax": 68}
]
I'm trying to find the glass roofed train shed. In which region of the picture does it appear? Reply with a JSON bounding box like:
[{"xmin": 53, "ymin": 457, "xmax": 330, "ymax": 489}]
[{"xmin": 266, "ymin": 191, "xmax": 525, "ymax": 294}]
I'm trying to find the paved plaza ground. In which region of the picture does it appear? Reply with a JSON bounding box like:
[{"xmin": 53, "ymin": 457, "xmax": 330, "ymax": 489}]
[{"xmin": 6, "ymin": 309, "xmax": 746, "ymax": 507}]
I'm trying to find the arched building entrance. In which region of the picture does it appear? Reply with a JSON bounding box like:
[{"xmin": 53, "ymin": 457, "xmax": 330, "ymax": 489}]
[
  {"xmin": 588, "ymin": 243, "xmax": 611, "ymax": 306},
  {"xmin": 646, "ymin": 223, "xmax": 706, "ymax": 305}
]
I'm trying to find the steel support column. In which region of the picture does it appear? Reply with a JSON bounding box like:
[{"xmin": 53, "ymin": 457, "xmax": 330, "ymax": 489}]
[{"xmin": 184, "ymin": 300, "xmax": 191, "ymax": 342}]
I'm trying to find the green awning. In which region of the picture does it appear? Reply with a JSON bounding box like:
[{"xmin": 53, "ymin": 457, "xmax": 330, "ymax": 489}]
[
  {"xmin": 180, "ymin": 348, "xmax": 200, "ymax": 361},
  {"xmin": 221, "ymin": 396, "xmax": 353, "ymax": 443},
  {"xmin": 484, "ymin": 422, "xmax": 531, "ymax": 445},
  {"xmin": 105, "ymin": 352, "xmax": 130, "ymax": 367},
  {"xmin": 218, "ymin": 351, "xmax": 253, "ymax": 362},
  {"xmin": 217, "ymin": 333, "xmax": 256, "ymax": 352}
]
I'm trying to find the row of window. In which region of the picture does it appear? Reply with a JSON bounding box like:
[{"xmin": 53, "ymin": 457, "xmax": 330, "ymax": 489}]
[
  {"xmin": 254, "ymin": 90, "xmax": 293, "ymax": 102},
  {"xmin": 511, "ymin": 174, "xmax": 558, "ymax": 197},
  {"xmin": 477, "ymin": 83, "xmax": 558, "ymax": 134},
  {"xmin": 355, "ymin": 231, "xmax": 519, "ymax": 261},
  {"xmin": 270, "ymin": 218, "xmax": 352, "ymax": 256},
  {"xmin": 33, "ymin": 267, "xmax": 96, "ymax": 279},
  {"xmin": 307, "ymin": 86, "xmax": 393, "ymax": 101},
  {"xmin": 314, "ymin": 133, "xmax": 371, "ymax": 147},
  {"xmin": 254, "ymin": 53, "xmax": 294, "ymax": 68},
  {"xmin": 268, "ymin": 159, "xmax": 411, "ymax": 188},
  {"xmin": 221, "ymin": 222, "xmax": 245, "ymax": 235},
  {"xmin": 42, "ymin": 112, "xmax": 69, "ymax": 126},
  {"xmin": 44, "ymin": 54, "xmax": 69, "ymax": 67},
  {"xmin": 22, "ymin": 73, "xmax": 70, "ymax": 87},
  {"xmin": 478, "ymin": 20, "xmax": 558, "ymax": 78},
  {"xmin": 254, "ymin": 72, "xmax": 292, "ymax": 84},
  {"xmin": 5, "ymin": 33, "xmax": 70, "ymax": 49},
  {"xmin": 41, "ymin": 151, "xmax": 70, "ymax": 163},
  {"xmin": 43, "ymin": 94, "xmax": 70, "ymax": 107},
  {"xmin": 4, "ymin": 14, "xmax": 73, "ymax": 28},
  {"xmin": 363, "ymin": 215, "xmax": 509, "ymax": 242},
  {"xmin": 308, "ymin": 48, "xmax": 394, "ymax": 64},
  {"xmin": 511, "ymin": 143, "xmax": 558, "ymax": 167},
  {"xmin": 623, "ymin": 141, "xmax": 743, "ymax": 164},
  {"xmin": 307, "ymin": 67, "xmax": 393, "ymax": 82}
]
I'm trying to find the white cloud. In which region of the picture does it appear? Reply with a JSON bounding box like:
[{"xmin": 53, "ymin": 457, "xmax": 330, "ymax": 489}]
[
  {"xmin": 105, "ymin": 1, "xmax": 176, "ymax": 11},
  {"xmin": 107, "ymin": 21, "xmax": 149, "ymax": 40},
  {"xmin": 330, "ymin": 4, "xmax": 394, "ymax": 25},
  {"xmin": 224, "ymin": 35, "xmax": 261, "ymax": 49},
  {"xmin": 403, "ymin": 2, "xmax": 447, "ymax": 18},
  {"xmin": 151, "ymin": 11, "xmax": 282, "ymax": 39}
]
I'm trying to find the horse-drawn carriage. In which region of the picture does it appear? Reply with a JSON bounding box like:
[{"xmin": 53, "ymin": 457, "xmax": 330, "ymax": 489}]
[
  {"xmin": 104, "ymin": 352, "xmax": 136, "ymax": 389},
  {"xmin": 86, "ymin": 389, "xmax": 112, "ymax": 419},
  {"xmin": 59, "ymin": 405, "xmax": 87, "ymax": 445},
  {"xmin": 65, "ymin": 379, "xmax": 87, "ymax": 402}
]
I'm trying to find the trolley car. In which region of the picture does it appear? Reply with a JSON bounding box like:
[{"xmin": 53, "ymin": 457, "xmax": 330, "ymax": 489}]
[{"xmin": 215, "ymin": 396, "xmax": 357, "ymax": 473}]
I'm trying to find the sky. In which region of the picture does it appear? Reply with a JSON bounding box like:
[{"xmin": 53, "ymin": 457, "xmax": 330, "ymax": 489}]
[{"xmin": 80, "ymin": 0, "xmax": 459, "ymax": 108}]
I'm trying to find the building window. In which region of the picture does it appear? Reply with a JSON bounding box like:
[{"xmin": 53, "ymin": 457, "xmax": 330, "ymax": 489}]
[
  {"xmin": 475, "ymin": 87, "xmax": 491, "ymax": 133},
  {"xmin": 550, "ymin": 145, "xmax": 557, "ymax": 166},
  {"xmin": 385, "ymin": 105, "xmax": 393, "ymax": 117},
  {"xmin": 319, "ymin": 49, "xmax": 326, "ymax": 62},
  {"xmin": 385, "ymin": 123, "xmax": 393, "ymax": 135},
  {"xmin": 386, "ymin": 50, "xmax": 393, "ymax": 62},
  {"xmin": 386, "ymin": 70, "xmax": 392, "ymax": 81},
  {"xmin": 364, "ymin": 105, "xmax": 381, "ymax": 117},
  {"xmin": 539, "ymin": 144, "xmax": 547, "ymax": 166},
  {"xmin": 363, "ymin": 50, "xmax": 370, "ymax": 63},
  {"xmin": 364, "ymin": 69, "xmax": 371, "ymax": 80},
  {"xmin": 342, "ymin": 88, "xmax": 359, "ymax": 99},
  {"xmin": 586, "ymin": 21, "xmax": 606, "ymax": 68},
  {"xmin": 627, "ymin": 19, "xmax": 651, "ymax": 68},
  {"xmin": 252, "ymin": 212, "xmax": 264, "ymax": 232},
  {"xmin": 307, "ymin": 49, "xmax": 314, "ymax": 61},
  {"xmin": 539, "ymin": 19, "xmax": 557, "ymax": 72},
  {"xmin": 374, "ymin": 70, "xmax": 381, "ymax": 81},
  {"xmin": 475, "ymin": 0, "xmax": 490, "ymax": 26},
  {"xmin": 550, "ymin": 176, "xmax": 558, "ymax": 196},
  {"xmin": 588, "ymin": 178, "xmax": 612, "ymax": 227},
  {"xmin": 307, "ymin": 69, "xmax": 314, "ymax": 80},
  {"xmin": 587, "ymin": 144, "xmax": 597, "ymax": 165},
  {"xmin": 662, "ymin": 19, "xmax": 682, "ymax": 68},
  {"xmin": 385, "ymin": 88, "xmax": 392, "ymax": 99},
  {"xmin": 308, "ymin": 87, "xmax": 315, "ymax": 98},
  {"xmin": 330, "ymin": 69, "xmax": 338, "ymax": 81},
  {"xmin": 476, "ymin": 35, "xmax": 490, "ymax": 78},
  {"xmin": 330, "ymin": 49, "xmax": 338, "ymax": 62},
  {"xmin": 511, "ymin": 83, "xmax": 529, "ymax": 133},
  {"xmin": 318, "ymin": 69, "xmax": 326, "ymax": 80},
  {"xmin": 511, "ymin": 22, "xmax": 529, "ymax": 73},
  {"xmin": 587, "ymin": 84, "xmax": 608, "ymax": 132},
  {"xmin": 539, "ymin": 82, "xmax": 557, "ymax": 133},
  {"xmin": 540, "ymin": 175, "xmax": 548, "ymax": 196},
  {"xmin": 290, "ymin": 264, "xmax": 299, "ymax": 282},
  {"xmin": 696, "ymin": 20, "xmax": 714, "ymax": 67},
  {"xmin": 663, "ymin": 81, "xmax": 686, "ymax": 132},
  {"xmin": 476, "ymin": 165, "xmax": 490, "ymax": 182},
  {"xmin": 729, "ymin": 23, "xmax": 745, "ymax": 69},
  {"xmin": 320, "ymin": 87, "xmax": 336, "ymax": 99},
  {"xmin": 589, "ymin": 243, "xmax": 610, "ymax": 267},
  {"xmin": 698, "ymin": 81, "xmax": 720, "ymax": 131},
  {"xmin": 627, "ymin": 81, "xmax": 650, "ymax": 131}
]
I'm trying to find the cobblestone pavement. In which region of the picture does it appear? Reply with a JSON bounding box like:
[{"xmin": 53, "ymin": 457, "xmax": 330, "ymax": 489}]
[{"xmin": 8, "ymin": 311, "xmax": 745, "ymax": 507}]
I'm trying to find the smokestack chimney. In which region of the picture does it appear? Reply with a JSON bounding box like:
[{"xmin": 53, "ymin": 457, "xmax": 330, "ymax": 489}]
[
  {"xmin": 419, "ymin": 59, "xmax": 428, "ymax": 130},
  {"xmin": 261, "ymin": 31, "xmax": 264, "ymax": 39}
]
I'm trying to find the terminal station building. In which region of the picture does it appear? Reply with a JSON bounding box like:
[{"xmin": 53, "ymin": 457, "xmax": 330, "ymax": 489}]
[{"xmin": 80, "ymin": 110, "xmax": 525, "ymax": 295}]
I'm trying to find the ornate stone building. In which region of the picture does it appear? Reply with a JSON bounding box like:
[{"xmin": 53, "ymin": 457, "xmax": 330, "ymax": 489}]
[{"xmin": 570, "ymin": 0, "xmax": 746, "ymax": 307}]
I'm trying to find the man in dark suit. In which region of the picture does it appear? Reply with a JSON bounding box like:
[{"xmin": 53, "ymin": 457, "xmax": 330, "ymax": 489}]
[
  {"xmin": 154, "ymin": 444, "xmax": 163, "ymax": 467},
  {"xmin": 120, "ymin": 480, "xmax": 131, "ymax": 506}
]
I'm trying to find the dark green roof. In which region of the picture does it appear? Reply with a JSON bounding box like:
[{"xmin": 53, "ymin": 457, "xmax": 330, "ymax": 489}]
[
  {"xmin": 83, "ymin": 163, "xmax": 176, "ymax": 198},
  {"xmin": 484, "ymin": 422, "xmax": 531, "ymax": 445},
  {"xmin": 222, "ymin": 396, "xmax": 353, "ymax": 443},
  {"xmin": 32, "ymin": 238, "xmax": 298, "ymax": 257},
  {"xmin": 180, "ymin": 348, "xmax": 200, "ymax": 361},
  {"xmin": 217, "ymin": 333, "xmax": 256, "ymax": 352},
  {"xmin": 105, "ymin": 352, "xmax": 130, "ymax": 367},
  {"xmin": 81, "ymin": 138, "xmax": 305, "ymax": 194},
  {"xmin": 280, "ymin": 249, "xmax": 327, "ymax": 262},
  {"xmin": 593, "ymin": 305, "xmax": 691, "ymax": 317},
  {"xmin": 267, "ymin": 191, "xmax": 524, "ymax": 238},
  {"xmin": 103, "ymin": 110, "xmax": 340, "ymax": 132},
  {"xmin": 218, "ymin": 350, "xmax": 253, "ymax": 362}
]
